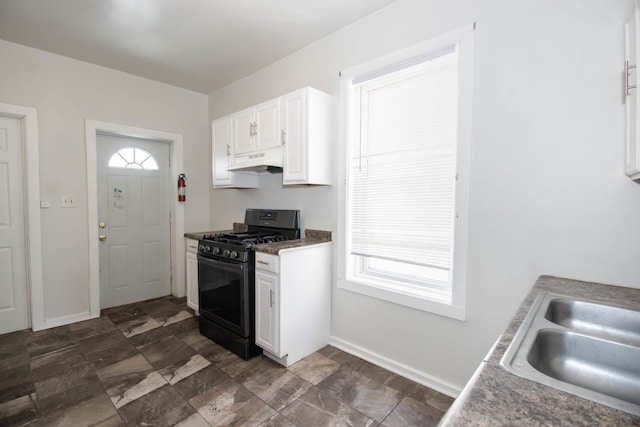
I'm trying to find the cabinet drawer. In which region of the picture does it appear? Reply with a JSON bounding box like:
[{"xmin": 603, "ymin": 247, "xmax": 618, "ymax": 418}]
[
  {"xmin": 186, "ymin": 238, "xmax": 198, "ymax": 253},
  {"xmin": 255, "ymin": 252, "xmax": 279, "ymax": 273}
]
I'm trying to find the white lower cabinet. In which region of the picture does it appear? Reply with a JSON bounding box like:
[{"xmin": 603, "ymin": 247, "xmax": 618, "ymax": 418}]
[
  {"xmin": 255, "ymin": 269, "xmax": 279, "ymax": 354},
  {"xmin": 185, "ymin": 238, "xmax": 199, "ymax": 313},
  {"xmin": 254, "ymin": 242, "xmax": 332, "ymax": 366}
]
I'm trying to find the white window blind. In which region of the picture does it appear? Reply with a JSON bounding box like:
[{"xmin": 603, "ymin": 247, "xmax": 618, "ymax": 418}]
[{"xmin": 349, "ymin": 47, "xmax": 459, "ymax": 272}]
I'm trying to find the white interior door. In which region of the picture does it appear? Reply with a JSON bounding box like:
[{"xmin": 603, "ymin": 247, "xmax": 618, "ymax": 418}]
[
  {"xmin": 97, "ymin": 134, "xmax": 171, "ymax": 309},
  {"xmin": 0, "ymin": 116, "xmax": 29, "ymax": 334}
]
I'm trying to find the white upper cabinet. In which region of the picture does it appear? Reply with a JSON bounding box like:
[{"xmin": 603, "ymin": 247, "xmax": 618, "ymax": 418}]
[
  {"xmin": 233, "ymin": 107, "xmax": 256, "ymax": 156},
  {"xmin": 255, "ymin": 99, "xmax": 282, "ymax": 151},
  {"xmin": 626, "ymin": 5, "xmax": 640, "ymax": 181},
  {"xmin": 282, "ymin": 87, "xmax": 333, "ymax": 185},
  {"xmin": 212, "ymin": 116, "xmax": 258, "ymax": 188},
  {"xmin": 213, "ymin": 87, "xmax": 333, "ymax": 185},
  {"xmin": 230, "ymin": 98, "xmax": 282, "ymax": 168}
]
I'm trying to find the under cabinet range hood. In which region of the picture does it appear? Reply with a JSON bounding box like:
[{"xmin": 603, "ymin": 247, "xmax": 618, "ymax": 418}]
[
  {"xmin": 228, "ymin": 165, "xmax": 283, "ymax": 173},
  {"xmin": 226, "ymin": 148, "xmax": 283, "ymax": 173}
]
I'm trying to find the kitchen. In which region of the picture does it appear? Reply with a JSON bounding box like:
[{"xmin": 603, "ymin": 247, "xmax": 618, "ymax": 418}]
[{"xmin": 1, "ymin": 0, "xmax": 639, "ymax": 425}]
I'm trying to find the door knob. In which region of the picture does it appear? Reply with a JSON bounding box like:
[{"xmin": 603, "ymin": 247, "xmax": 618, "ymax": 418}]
[
  {"xmin": 99, "ymin": 234, "xmax": 107, "ymax": 242},
  {"xmin": 99, "ymin": 222, "xmax": 107, "ymax": 229}
]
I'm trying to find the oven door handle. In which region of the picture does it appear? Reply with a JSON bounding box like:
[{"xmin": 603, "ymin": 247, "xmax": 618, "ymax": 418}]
[{"xmin": 198, "ymin": 254, "xmax": 245, "ymax": 272}]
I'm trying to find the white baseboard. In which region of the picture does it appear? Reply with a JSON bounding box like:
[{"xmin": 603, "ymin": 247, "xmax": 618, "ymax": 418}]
[
  {"xmin": 35, "ymin": 311, "xmax": 98, "ymax": 331},
  {"xmin": 329, "ymin": 336, "xmax": 461, "ymax": 398}
]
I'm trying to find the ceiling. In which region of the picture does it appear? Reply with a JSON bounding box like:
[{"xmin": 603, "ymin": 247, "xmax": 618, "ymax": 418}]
[{"xmin": 0, "ymin": 0, "xmax": 399, "ymax": 94}]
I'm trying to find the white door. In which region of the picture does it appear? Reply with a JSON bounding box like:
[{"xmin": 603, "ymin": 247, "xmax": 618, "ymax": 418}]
[
  {"xmin": 255, "ymin": 270, "xmax": 279, "ymax": 355},
  {"xmin": 97, "ymin": 134, "xmax": 171, "ymax": 308},
  {"xmin": 212, "ymin": 116, "xmax": 234, "ymax": 186},
  {"xmin": 185, "ymin": 238, "xmax": 199, "ymax": 313},
  {"xmin": 255, "ymin": 98, "xmax": 281, "ymax": 151},
  {"xmin": 0, "ymin": 116, "xmax": 29, "ymax": 334},
  {"xmin": 282, "ymin": 89, "xmax": 306, "ymax": 183},
  {"xmin": 233, "ymin": 108, "xmax": 255, "ymax": 155}
]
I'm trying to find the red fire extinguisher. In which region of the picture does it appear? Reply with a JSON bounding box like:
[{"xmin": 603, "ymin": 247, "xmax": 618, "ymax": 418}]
[{"xmin": 178, "ymin": 174, "xmax": 187, "ymax": 202}]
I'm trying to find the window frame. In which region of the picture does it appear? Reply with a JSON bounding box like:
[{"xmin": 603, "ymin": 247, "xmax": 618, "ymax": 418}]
[
  {"xmin": 336, "ymin": 25, "xmax": 476, "ymax": 321},
  {"xmin": 108, "ymin": 146, "xmax": 159, "ymax": 170}
]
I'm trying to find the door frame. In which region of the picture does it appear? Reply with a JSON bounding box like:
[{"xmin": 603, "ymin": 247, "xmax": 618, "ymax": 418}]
[
  {"xmin": 85, "ymin": 120, "xmax": 184, "ymax": 315},
  {"xmin": 0, "ymin": 103, "xmax": 43, "ymax": 331}
]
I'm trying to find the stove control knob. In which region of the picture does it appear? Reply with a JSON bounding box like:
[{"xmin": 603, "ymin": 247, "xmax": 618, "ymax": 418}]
[
  {"xmin": 230, "ymin": 251, "xmax": 238, "ymax": 259},
  {"xmin": 223, "ymin": 249, "xmax": 231, "ymax": 257},
  {"xmin": 204, "ymin": 246, "xmax": 212, "ymax": 253},
  {"xmin": 212, "ymin": 247, "xmax": 220, "ymax": 255},
  {"xmin": 198, "ymin": 245, "xmax": 205, "ymax": 252}
]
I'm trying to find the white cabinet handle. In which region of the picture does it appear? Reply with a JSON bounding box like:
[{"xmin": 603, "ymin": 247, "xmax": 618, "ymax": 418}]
[
  {"xmin": 257, "ymin": 260, "xmax": 269, "ymax": 265},
  {"xmin": 226, "ymin": 144, "xmax": 231, "ymax": 156},
  {"xmin": 281, "ymin": 130, "xmax": 286, "ymax": 145},
  {"xmin": 270, "ymin": 289, "xmax": 274, "ymax": 307}
]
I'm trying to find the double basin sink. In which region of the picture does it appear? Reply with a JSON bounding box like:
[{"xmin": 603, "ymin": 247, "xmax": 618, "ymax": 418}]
[{"xmin": 501, "ymin": 292, "xmax": 640, "ymax": 416}]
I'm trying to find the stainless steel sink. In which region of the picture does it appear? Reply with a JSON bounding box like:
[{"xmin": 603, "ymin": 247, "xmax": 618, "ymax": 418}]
[
  {"xmin": 544, "ymin": 298, "xmax": 640, "ymax": 346},
  {"xmin": 501, "ymin": 292, "xmax": 640, "ymax": 416}
]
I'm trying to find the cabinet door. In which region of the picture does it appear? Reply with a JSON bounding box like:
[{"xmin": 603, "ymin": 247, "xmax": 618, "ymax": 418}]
[
  {"xmin": 282, "ymin": 90, "xmax": 307, "ymax": 183},
  {"xmin": 233, "ymin": 107, "xmax": 255, "ymax": 155},
  {"xmin": 212, "ymin": 116, "xmax": 234, "ymax": 185},
  {"xmin": 255, "ymin": 270, "xmax": 279, "ymax": 355},
  {"xmin": 626, "ymin": 7, "xmax": 640, "ymax": 180},
  {"xmin": 185, "ymin": 249, "xmax": 199, "ymax": 313},
  {"xmin": 255, "ymin": 98, "xmax": 282, "ymax": 151},
  {"xmin": 212, "ymin": 117, "xmax": 258, "ymax": 188}
]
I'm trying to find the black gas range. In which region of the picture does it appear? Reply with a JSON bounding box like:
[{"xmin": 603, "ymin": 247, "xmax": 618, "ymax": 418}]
[{"xmin": 197, "ymin": 209, "xmax": 300, "ymax": 359}]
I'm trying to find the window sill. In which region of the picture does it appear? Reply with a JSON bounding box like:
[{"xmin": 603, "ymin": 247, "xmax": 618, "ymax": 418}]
[{"xmin": 338, "ymin": 278, "xmax": 466, "ymax": 321}]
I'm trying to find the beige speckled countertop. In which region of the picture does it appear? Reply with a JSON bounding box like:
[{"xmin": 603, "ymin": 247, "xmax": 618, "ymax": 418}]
[
  {"xmin": 440, "ymin": 275, "xmax": 640, "ymax": 426},
  {"xmin": 253, "ymin": 229, "xmax": 332, "ymax": 254}
]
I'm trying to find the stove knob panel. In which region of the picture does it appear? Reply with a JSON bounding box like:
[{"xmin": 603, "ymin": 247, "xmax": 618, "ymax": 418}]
[
  {"xmin": 230, "ymin": 251, "xmax": 238, "ymax": 259},
  {"xmin": 222, "ymin": 249, "xmax": 231, "ymax": 258}
]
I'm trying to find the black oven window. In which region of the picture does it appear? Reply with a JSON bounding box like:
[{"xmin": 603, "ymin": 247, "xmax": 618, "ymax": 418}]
[{"xmin": 199, "ymin": 264, "xmax": 243, "ymax": 327}]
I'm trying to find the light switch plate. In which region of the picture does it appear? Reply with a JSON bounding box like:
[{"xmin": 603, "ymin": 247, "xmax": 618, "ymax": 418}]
[{"xmin": 61, "ymin": 195, "xmax": 76, "ymax": 208}]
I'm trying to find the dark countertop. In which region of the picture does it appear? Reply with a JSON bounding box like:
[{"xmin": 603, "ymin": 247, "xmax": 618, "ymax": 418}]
[
  {"xmin": 440, "ymin": 275, "xmax": 640, "ymax": 426},
  {"xmin": 253, "ymin": 229, "xmax": 332, "ymax": 254},
  {"xmin": 184, "ymin": 223, "xmax": 248, "ymax": 240}
]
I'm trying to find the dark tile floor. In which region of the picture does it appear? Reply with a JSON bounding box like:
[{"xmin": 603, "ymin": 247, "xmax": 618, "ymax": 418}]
[{"xmin": 0, "ymin": 296, "xmax": 453, "ymax": 426}]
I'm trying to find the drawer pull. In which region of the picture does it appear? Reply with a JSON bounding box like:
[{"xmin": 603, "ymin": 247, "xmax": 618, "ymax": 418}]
[{"xmin": 257, "ymin": 260, "xmax": 270, "ymax": 265}]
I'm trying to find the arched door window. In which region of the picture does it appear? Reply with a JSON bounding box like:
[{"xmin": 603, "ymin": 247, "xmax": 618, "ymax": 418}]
[{"xmin": 108, "ymin": 147, "xmax": 158, "ymax": 170}]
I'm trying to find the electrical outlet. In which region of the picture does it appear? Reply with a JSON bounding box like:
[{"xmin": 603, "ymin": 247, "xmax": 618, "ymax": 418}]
[{"xmin": 61, "ymin": 195, "xmax": 76, "ymax": 208}]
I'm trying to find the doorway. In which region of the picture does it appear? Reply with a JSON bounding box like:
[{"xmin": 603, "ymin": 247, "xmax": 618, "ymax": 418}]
[
  {"xmin": 96, "ymin": 134, "xmax": 171, "ymax": 308},
  {"xmin": 0, "ymin": 103, "xmax": 43, "ymax": 332},
  {"xmin": 0, "ymin": 116, "xmax": 29, "ymax": 333},
  {"xmin": 86, "ymin": 121, "xmax": 184, "ymax": 316}
]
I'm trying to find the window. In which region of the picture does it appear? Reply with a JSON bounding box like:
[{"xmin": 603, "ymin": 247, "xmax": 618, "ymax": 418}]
[
  {"xmin": 338, "ymin": 26, "xmax": 475, "ymax": 320},
  {"xmin": 108, "ymin": 147, "xmax": 158, "ymax": 170}
]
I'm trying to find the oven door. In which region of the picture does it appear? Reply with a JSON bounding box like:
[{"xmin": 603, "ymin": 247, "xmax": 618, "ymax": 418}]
[{"xmin": 198, "ymin": 254, "xmax": 250, "ymax": 337}]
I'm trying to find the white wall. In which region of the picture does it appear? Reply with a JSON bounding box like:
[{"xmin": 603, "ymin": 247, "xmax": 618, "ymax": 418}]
[
  {"xmin": 0, "ymin": 40, "xmax": 210, "ymax": 323},
  {"xmin": 209, "ymin": 0, "xmax": 639, "ymax": 392}
]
